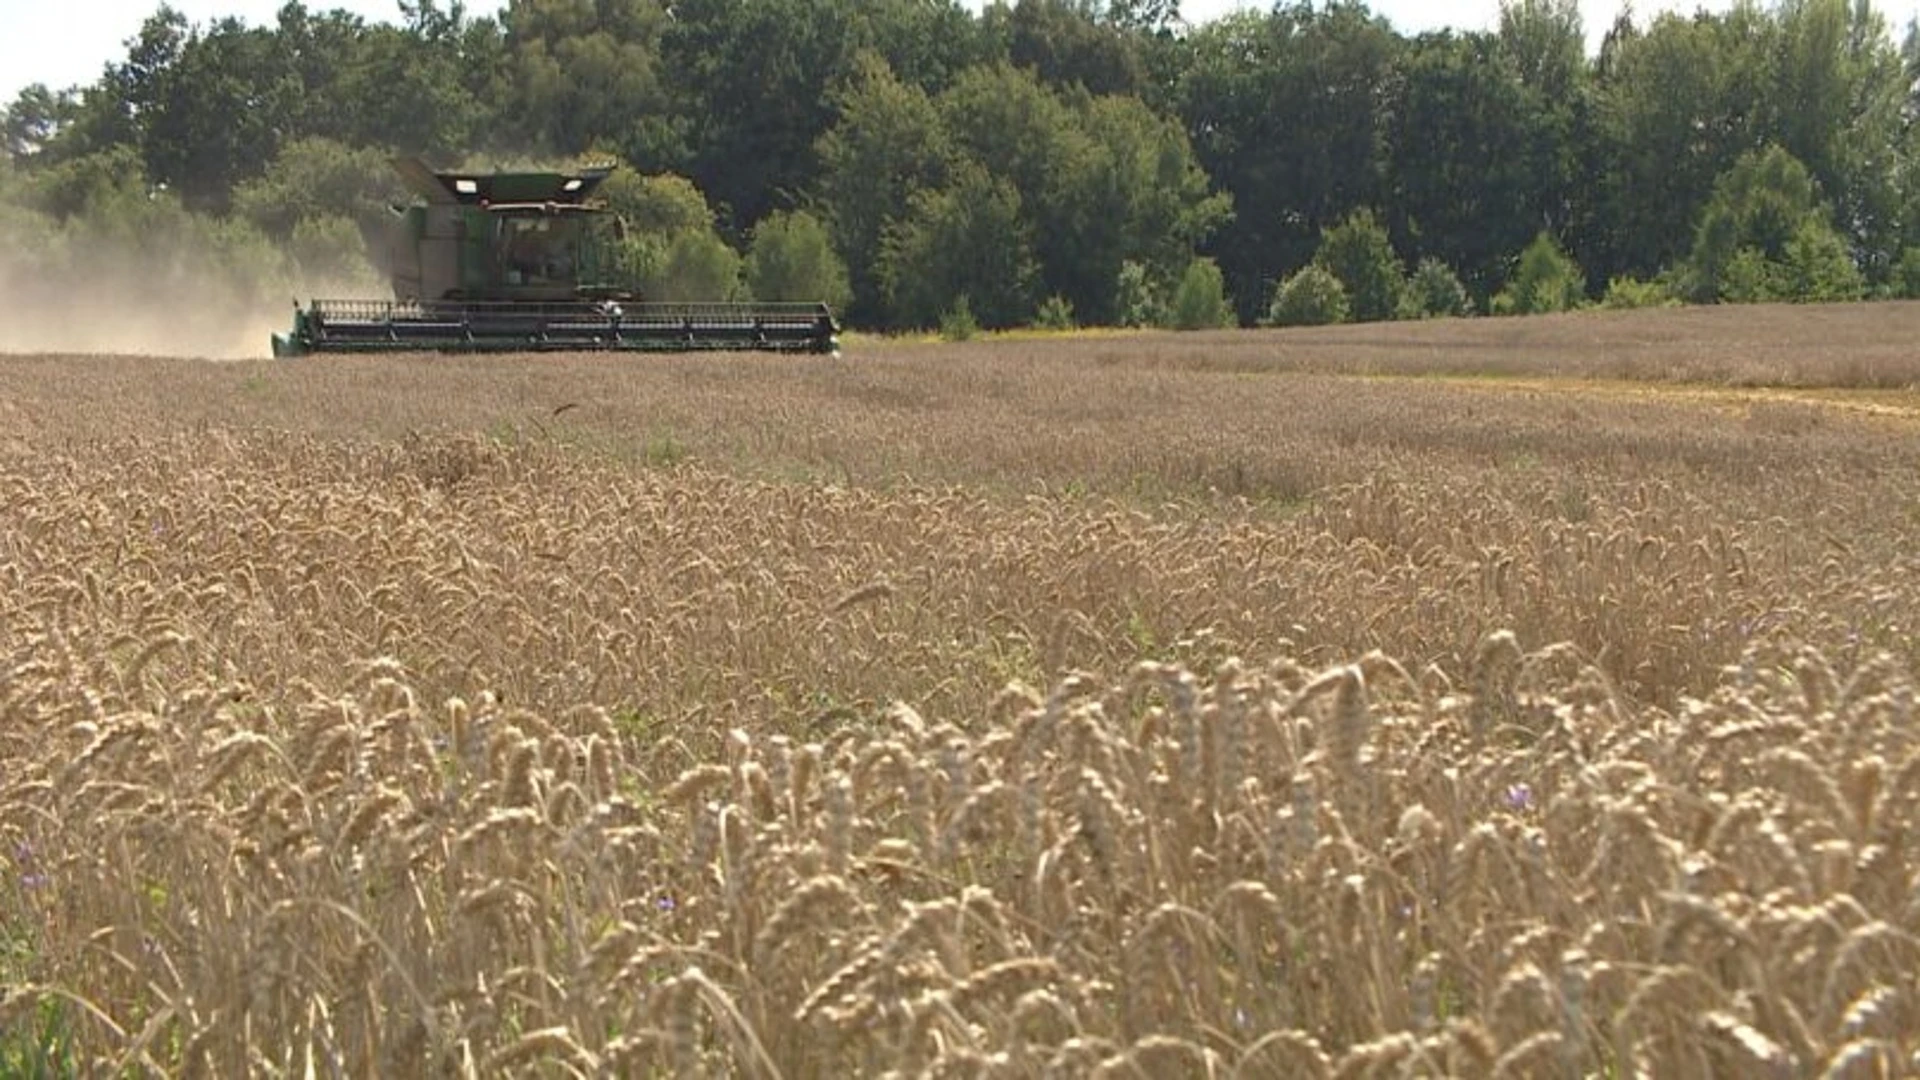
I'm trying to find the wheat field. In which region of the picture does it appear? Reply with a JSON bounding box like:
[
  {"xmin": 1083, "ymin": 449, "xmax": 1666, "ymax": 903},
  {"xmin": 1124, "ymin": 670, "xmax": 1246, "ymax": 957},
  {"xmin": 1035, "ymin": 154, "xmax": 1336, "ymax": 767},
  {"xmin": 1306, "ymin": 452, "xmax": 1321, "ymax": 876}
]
[{"xmin": 2, "ymin": 304, "xmax": 1918, "ymax": 1076}]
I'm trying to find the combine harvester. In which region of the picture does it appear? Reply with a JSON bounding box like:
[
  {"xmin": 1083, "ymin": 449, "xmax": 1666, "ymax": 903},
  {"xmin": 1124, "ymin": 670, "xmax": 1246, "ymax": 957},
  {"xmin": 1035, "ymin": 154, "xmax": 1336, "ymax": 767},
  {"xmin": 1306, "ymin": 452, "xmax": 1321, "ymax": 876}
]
[{"xmin": 272, "ymin": 159, "xmax": 839, "ymax": 357}]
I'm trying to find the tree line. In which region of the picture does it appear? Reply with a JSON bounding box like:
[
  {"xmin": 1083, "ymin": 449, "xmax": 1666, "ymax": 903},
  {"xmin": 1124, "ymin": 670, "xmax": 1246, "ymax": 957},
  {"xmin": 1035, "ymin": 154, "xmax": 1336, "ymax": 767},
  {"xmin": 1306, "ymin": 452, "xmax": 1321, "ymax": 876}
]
[{"xmin": 5, "ymin": 0, "xmax": 1920, "ymax": 333}]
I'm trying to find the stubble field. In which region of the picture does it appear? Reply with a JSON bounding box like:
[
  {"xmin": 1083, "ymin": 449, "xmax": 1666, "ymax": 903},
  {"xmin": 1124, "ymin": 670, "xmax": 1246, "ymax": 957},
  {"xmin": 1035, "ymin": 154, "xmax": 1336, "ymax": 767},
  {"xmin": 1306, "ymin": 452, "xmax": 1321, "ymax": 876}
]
[{"xmin": 2, "ymin": 302, "xmax": 1918, "ymax": 1076}]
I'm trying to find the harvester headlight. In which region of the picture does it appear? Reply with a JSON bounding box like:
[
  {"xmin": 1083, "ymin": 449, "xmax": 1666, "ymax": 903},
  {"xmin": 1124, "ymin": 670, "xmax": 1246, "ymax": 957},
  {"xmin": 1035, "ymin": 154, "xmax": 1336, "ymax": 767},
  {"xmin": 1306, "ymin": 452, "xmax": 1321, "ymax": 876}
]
[
  {"xmin": 562, "ymin": 179, "xmax": 584, "ymax": 192},
  {"xmin": 454, "ymin": 178, "xmax": 478, "ymax": 195}
]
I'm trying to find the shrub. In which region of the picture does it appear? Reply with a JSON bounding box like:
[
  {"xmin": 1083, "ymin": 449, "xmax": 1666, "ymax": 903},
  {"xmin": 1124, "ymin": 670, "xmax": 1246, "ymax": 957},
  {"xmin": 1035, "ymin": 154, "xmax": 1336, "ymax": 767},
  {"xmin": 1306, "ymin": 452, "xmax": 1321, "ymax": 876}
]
[
  {"xmin": 745, "ymin": 210, "xmax": 852, "ymax": 311},
  {"xmin": 1719, "ymin": 248, "xmax": 1785, "ymax": 304},
  {"xmin": 1170, "ymin": 257, "xmax": 1233, "ymax": 330},
  {"xmin": 1782, "ymin": 218, "xmax": 1865, "ymax": 303},
  {"xmin": 1266, "ymin": 265, "xmax": 1351, "ymax": 327},
  {"xmin": 1114, "ymin": 260, "xmax": 1164, "ymax": 328},
  {"xmin": 1600, "ymin": 275, "xmax": 1677, "ymax": 310},
  {"xmin": 1894, "ymin": 248, "xmax": 1920, "ymax": 299},
  {"xmin": 647, "ymin": 230, "xmax": 741, "ymax": 301},
  {"xmin": 940, "ymin": 294, "xmax": 979, "ymax": 341},
  {"xmin": 1033, "ymin": 294, "xmax": 1076, "ymax": 331},
  {"xmin": 1312, "ymin": 208, "xmax": 1404, "ymax": 322},
  {"xmin": 1401, "ymin": 257, "xmax": 1471, "ymax": 319},
  {"xmin": 1493, "ymin": 231, "xmax": 1586, "ymax": 315}
]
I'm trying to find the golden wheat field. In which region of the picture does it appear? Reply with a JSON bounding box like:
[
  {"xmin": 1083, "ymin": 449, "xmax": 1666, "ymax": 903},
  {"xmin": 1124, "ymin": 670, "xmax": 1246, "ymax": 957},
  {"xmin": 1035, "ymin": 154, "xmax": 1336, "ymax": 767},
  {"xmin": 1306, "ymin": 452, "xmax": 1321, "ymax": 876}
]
[{"xmin": 2, "ymin": 303, "xmax": 1919, "ymax": 1077}]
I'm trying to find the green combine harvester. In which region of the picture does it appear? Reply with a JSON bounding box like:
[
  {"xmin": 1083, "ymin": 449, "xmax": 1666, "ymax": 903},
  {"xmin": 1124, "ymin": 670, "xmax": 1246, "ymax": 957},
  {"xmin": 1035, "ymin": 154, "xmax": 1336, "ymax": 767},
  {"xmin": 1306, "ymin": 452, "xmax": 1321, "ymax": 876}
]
[{"xmin": 272, "ymin": 158, "xmax": 839, "ymax": 357}]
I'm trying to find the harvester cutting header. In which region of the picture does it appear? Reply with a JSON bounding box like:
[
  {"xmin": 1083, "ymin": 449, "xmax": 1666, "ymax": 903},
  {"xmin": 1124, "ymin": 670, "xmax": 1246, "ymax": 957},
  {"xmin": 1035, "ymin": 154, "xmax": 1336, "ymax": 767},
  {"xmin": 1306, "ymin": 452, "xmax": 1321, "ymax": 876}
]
[{"xmin": 271, "ymin": 159, "xmax": 839, "ymax": 357}]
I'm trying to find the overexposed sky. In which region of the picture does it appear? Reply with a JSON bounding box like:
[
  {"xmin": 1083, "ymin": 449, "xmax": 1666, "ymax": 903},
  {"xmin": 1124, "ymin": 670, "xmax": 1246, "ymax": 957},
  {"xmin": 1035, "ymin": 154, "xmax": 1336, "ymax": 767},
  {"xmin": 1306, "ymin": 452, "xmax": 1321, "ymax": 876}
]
[{"xmin": 5, "ymin": 0, "xmax": 1920, "ymax": 105}]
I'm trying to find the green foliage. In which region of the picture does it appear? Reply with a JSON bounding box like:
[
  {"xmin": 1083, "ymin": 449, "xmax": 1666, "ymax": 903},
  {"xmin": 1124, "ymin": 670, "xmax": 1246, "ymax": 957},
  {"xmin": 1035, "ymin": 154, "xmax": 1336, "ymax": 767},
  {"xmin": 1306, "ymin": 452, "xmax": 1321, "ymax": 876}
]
[
  {"xmin": 745, "ymin": 210, "xmax": 852, "ymax": 310},
  {"xmin": 1600, "ymin": 275, "xmax": 1678, "ymax": 310},
  {"xmin": 647, "ymin": 230, "xmax": 742, "ymax": 301},
  {"xmin": 231, "ymin": 137, "xmax": 401, "ymax": 240},
  {"xmin": 937, "ymin": 63, "xmax": 1224, "ymax": 327},
  {"xmin": 1894, "ymin": 248, "xmax": 1920, "ymax": 299},
  {"xmin": 1684, "ymin": 144, "xmax": 1865, "ymax": 303},
  {"xmin": 4, "ymin": 83, "xmax": 79, "ymax": 161},
  {"xmin": 999, "ymin": 0, "xmax": 1148, "ymax": 97},
  {"xmin": 1781, "ymin": 218, "xmax": 1866, "ymax": 302},
  {"xmin": 1033, "ymin": 294, "xmax": 1076, "ymax": 330},
  {"xmin": 1113, "ymin": 260, "xmax": 1164, "ymax": 328},
  {"xmin": 1401, "ymin": 257, "xmax": 1472, "ymax": 319},
  {"xmin": 1177, "ymin": 7, "xmax": 1404, "ymax": 322},
  {"xmin": 816, "ymin": 53, "xmax": 953, "ymax": 326},
  {"xmin": 0, "ymin": 996, "xmax": 75, "ymax": 1078},
  {"xmin": 600, "ymin": 171, "xmax": 716, "ymax": 239},
  {"xmin": 506, "ymin": 0, "xmax": 674, "ymax": 159},
  {"xmin": 1267, "ymin": 265, "xmax": 1351, "ymax": 327},
  {"xmin": 10, "ymin": 145, "xmax": 148, "ymax": 221},
  {"xmin": 1169, "ymin": 257, "xmax": 1233, "ymax": 330},
  {"xmin": 6, "ymin": 0, "xmax": 1916, "ymax": 335},
  {"xmin": 1384, "ymin": 30, "xmax": 1570, "ymax": 300},
  {"xmin": 940, "ymin": 294, "xmax": 978, "ymax": 341},
  {"xmin": 1684, "ymin": 145, "xmax": 1822, "ymax": 301},
  {"xmin": 1718, "ymin": 248, "xmax": 1787, "ymax": 304},
  {"xmin": 1312, "ymin": 208, "xmax": 1404, "ymax": 322},
  {"xmin": 1493, "ymin": 231, "xmax": 1586, "ymax": 315},
  {"xmin": 664, "ymin": 0, "xmax": 870, "ymax": 230},
  {"xmin": 878, "ymin": 163, "xmax": 1038, "ymax": 330},
  {"xmin": 589, "ymin": 166, "xmax": 733, "ymax": 297},
  {"xmin": 1588, "ymin": 7, "xmax": 1783, "ymax": 282}
]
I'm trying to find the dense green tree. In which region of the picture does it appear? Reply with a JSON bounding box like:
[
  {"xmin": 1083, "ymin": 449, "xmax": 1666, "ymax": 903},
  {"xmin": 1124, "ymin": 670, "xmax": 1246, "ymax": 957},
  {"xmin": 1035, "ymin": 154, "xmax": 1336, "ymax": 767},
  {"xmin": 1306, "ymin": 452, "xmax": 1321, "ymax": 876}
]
[
  {"xmin": 663, "ymin": 0, "xmax": 869, "ymax": 230},
  {"xmin": 1169, "ymin": 256, "xmax": 1232, "ymax": 329},
  {"xmin": 8, "ymin": 144, "xmax": 150, "ymax": 222},
  {"xmin": 1493, "ymin": 231, "xmax": 1586, "ymax": 314},
  {"xmin": 129, "ymin": 13, "xmax": 302, "ymax": 210},
  {"xmin": 1766, "ymin": 0, "xmax": 1905, "ymax": 281},
  {"xmin": 230, "ymin": 138, "xmax": 403, "ymax": 241},
  {"xmin": 2, "ymin": 85, "xmax": 80, "ymax": 162},
  {"xmin": 1682, "ymin": 144, "xmax": 1863, "ymax": 302},
  {"xmin": 746, "ymin": 210, "xmax": 852, "ymax": 310},
  {"xmin": 857, "ymin": 0, "xmax": 992, "ymax": 93},
  {"xmin": 1384, "ymin": 31, "xmax": 1575, "ymax": 301},
  {"xmin": 502, "ymin": 0, "xmax": 674, "ymax": 163},
  {"xmin": 649, "ymin": 230, "xmax": 742, "ymax": 300},
  {"xmin": 1067, "ymin": 94, "xmax": 1231, "ymax": 321},
  {"xmin": 1176, "ymin": 5, "xmax": 1403, "ymax": 322},
  {"xmin": 10, "ymin": 0, "xmax": 1920, "ymax": 334},
  {"xmin": 1402, "ymin": 257, "xmax": 1473, "ymax": 318},
  {"xmin": 815, "ymin": 53, "xmax": 953, "ymax": 326},
  {"xmin": 1312, "ymin": 208, "xmax": 1403, "ymax": 322},
  {"xmin": 1113, "ymin": 260, "xmax": 1165, "ymax": 327},
  {"xmin": 341, "ymin": 13, "xmax": 500, "ymax": 157},
  {"xmin": 597, "ymin": 170, "xmax": 716, "ymax": 238},
  {"xmin": 1588, "ymin": 8, "xmax": 1776, "ymax": 281},
  {"xmin": 935, "ymin": 65, "xmax": 1224, "ymax": 324},
  {"xmin": 1267, "ymin": 264, "xmax": 1351, "ymax": 326},
  {"xmin": 878, "ymin": 162, "xmax": 1039, "ymax": 329},
  {"xmin": 994, "ymin": 0, "xmax": 1148, "ymax": 96},
  {"xmin": 591, "ymin": 168, "xmax": 734, "ymax": 294}
]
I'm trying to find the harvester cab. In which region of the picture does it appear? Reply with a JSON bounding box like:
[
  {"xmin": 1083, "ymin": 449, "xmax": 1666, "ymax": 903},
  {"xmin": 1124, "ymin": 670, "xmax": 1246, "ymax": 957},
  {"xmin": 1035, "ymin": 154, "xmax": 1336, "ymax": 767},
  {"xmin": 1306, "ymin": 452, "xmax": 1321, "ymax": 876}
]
[{"xmin": 271, "ymin": 158, "xmax": 839, "ymax": 357}]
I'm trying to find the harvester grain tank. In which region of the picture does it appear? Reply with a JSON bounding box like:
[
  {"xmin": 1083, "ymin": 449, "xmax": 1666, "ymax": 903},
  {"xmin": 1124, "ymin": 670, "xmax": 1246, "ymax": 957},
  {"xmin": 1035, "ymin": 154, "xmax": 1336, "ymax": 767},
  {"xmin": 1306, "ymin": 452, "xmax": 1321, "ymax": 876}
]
[{"xmin": 272, "ymin": 159, "xmax": 838, "ymax": 356}]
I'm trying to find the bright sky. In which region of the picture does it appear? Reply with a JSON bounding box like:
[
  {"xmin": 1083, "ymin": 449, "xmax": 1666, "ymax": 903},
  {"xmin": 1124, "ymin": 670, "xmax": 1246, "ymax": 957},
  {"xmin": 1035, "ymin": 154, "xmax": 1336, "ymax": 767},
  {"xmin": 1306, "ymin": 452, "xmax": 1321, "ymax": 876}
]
[{"xmin": 4, "ymin": 0, "xmax": 1919, "ymax": 105}]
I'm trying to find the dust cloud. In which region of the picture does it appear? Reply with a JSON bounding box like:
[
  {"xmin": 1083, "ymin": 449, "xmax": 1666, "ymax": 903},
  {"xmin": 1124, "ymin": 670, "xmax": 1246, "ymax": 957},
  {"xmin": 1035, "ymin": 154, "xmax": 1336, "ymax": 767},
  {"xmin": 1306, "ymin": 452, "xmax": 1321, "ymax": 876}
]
[{"xmin": 0, "ymin": 236, "xmax": 377, "ymax": 361}]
